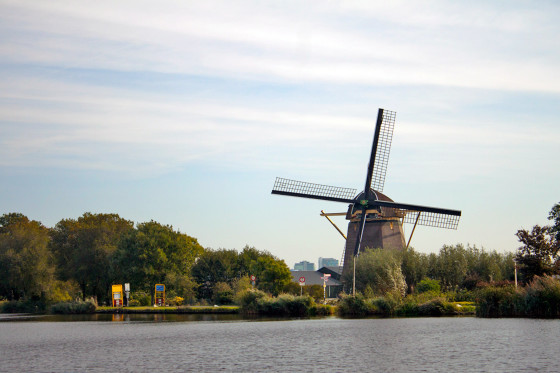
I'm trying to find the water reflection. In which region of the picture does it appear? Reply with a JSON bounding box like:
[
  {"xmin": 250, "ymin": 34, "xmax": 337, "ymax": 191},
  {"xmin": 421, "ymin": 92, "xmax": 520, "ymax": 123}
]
[{"xmin": 1, "ymin": 312, "xmax": 255, "ymax": 323}]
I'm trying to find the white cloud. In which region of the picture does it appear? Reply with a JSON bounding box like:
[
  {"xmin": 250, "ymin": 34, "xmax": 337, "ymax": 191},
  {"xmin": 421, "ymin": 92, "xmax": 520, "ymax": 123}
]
[{"xmin": 1, "ymin": 0, "xmax": 559, "ymax": 91}]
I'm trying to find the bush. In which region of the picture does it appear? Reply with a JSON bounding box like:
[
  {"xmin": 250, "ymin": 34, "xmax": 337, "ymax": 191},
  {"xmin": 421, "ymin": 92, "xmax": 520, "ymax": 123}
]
[
  {"xmin": 1, "ymin": 299, "xmax": 46, "ymax": 314},
  {"xmin": 416, "ymin": 278, "xmax": 441, "ymax": 294},
  {"xmin": 131, "ymin": 292, "xmax": 151, "ymax": 306},
  {"xmin": 448, "ymin": 289, "xmax": 476, "ymax": 302},
  {"xmin": 475, "ymin": 285, "xmax": 523, "ymax": 317},
  {"xmin": 524, "ymin": 276, "xmax": 560, "ymax": 317},
  {"xmin": 418, "ymin": 298, "xmax": 457, "ymax": 316},
  {"xmin": 396, "ymin": 300, "xmax": 419, "ymax": 316},
  {"xmin": 475, "ymin": 277, "xmax": 560, "ymax": 318},
  {"xmin": 237, "ymin": 289, "xmax": 267, "ymax": 313},
  {"xmin": 310, "ymin": 304, "xmax": 335, "ymax": 316},
  {"xmin": 50, "ymin": 301, "xmax": 96, "ymax": 314},
  {"xmin": 237, "ymin": 290, "xmax": 318, "ymax": 316},
  {"xmin": 372, "ymin": 294, "xmax": 400, "ymax": 316},
  {"xmin": 213, "ymin": 282, "xmax": 234, "ymax": 305},
  {"xmin": 167, "ymin": 296, "xmax": 184, "ymax": 306},
  {"xmin": 337, "ymin": 293, "xmax": 373, "ymax": 317},
  {"xmin": 128, "ymin": 298, "xmax": 141, "ymax": 307}
]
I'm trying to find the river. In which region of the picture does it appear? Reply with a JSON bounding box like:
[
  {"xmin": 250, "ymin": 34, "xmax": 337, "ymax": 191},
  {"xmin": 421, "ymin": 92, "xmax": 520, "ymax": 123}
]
[{"xmin": 1, "ymin": 314, "xmax": 558, "ymax": 372}]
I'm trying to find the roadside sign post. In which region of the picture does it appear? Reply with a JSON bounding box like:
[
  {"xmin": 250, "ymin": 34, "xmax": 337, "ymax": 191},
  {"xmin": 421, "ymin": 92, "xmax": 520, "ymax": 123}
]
[
  {"xmin": 154, "ymin": 284, "xmax": 165, "ymax": 307},
  {"xmin": 112, "ymin": 284, "xmax": 123, "ymax": 308},
  {"xmin": 299, "ymin": 276, "xmax": 305, "ymax": 296},
  {"xmin": 321, "ymin": 274, "xmax": 331, "ymax": 304},
  {"xmin": 250, "ymin": 275, "xmax": 256, "ymax": 289},
  {"xmin": 124, "ymin": 283, "xmax": 130, "ymax": 307}
]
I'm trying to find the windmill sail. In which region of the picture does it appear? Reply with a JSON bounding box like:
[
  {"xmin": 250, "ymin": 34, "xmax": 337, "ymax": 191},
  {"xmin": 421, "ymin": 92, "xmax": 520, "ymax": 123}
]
[
  {"xmin": 271, "ymin": 177, "xmax": 356, "ymax": 203},
  {"xmin": 369, "ymin": 109, "xmax": 396, "ymax": 193},
  {"xmin": 270, "ymin": 107, "xmax": 462, "ymax": 286},
  {"xmin": 374, "ymin": 200, "xmax": 461, "ymax": 229}
]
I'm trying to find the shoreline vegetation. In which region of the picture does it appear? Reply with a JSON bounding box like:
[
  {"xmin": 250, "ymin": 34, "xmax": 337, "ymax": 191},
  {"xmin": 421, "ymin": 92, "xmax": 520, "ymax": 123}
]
[
  {"xmin": 2, "ymin": 275, "xmax": 559, "ymax": 318},
  {"xmin": 1, "ymin": 205, "xmax": 559, "ymax": 319}
]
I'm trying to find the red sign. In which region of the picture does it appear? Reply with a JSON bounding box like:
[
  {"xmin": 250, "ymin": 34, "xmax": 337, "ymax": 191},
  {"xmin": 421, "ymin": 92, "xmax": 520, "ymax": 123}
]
[
  {"xmin": 250, "ymin": 275, "xmax": 256, "ymax": 281},
  {"xmin": 299, "ymin": 276, "xmax": 305, "ymax": 283}
]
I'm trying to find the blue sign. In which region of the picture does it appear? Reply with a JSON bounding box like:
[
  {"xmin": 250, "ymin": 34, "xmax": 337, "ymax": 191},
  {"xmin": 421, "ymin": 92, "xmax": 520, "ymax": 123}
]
[{"xmin": 156, "ymin": 285, "xmax": 164, "ymax": 291}]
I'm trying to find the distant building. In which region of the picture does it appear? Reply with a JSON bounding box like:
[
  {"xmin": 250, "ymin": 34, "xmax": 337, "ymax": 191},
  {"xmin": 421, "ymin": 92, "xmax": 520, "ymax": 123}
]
[
  {"xmin": 290, "ymin": 267, "xmax": 343, "ymax": 298},
  {"xmin": 318, "ymin": 257, "xmax": 338, "ymax": 268},
  {"xmin": 294, "ymin": 260, "xmax": 315, "ymax": 271}
]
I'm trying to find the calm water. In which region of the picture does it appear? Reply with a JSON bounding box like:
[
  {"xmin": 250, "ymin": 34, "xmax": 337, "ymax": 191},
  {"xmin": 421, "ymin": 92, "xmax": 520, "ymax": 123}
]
[{"xmin": 1, "ymin": 314, "xmax": 559, "ymax": 372}]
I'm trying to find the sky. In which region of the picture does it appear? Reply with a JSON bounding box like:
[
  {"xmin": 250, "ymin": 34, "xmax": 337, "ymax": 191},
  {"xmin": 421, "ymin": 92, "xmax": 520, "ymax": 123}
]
[{"xmin": 1, "ymin": 0, "xmax": 559, "ymax": 269}]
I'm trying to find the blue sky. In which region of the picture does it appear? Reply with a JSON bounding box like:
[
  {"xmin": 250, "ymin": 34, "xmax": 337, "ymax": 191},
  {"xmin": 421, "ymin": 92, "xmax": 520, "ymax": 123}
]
[{"xmin": 1, "ymin": 0, "xmax": 559, "ymax": 268}]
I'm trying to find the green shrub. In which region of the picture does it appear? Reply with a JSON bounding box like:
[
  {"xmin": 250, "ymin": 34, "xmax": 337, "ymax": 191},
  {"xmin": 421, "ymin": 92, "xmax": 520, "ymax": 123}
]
[
  {"xmin": 1, "ymin": 299, "xmax": 46, "ymax": 314},
  {"xmin": 448, "ymin": 289, "xmax": 476, "ymax": 302},
  {"xmin": 416, "ymin": 278, "xmax": 441, "ymax": 294},
  {"xmin": 237, "ymin": 289, "xmax": 268, "ymax": 313},
  {"xmin": 475, "ymin": 285, "xmax": 522, "ymax": 317},
  {"xmin": 418, "ymin": 298, "xmax": 457, "ymax": 316},
  {"xmin": 50, "ymin": 301, "xmax": 96, "ymax": 314},
  {"xmin": 310, "ymin": 304, "xmax": 335, "ymax": 316},
  {"xmin": 396, "ymin": 300, "xmax": 419, "ymax": 316},
  {"xmin": 213, "ymin": 282, "xmax": 234, "ymax": 305},
  {"xmin": 132, "ymin": 292, "xmax": 151, "ymax": 306},
  {"xmin": 524, "ymin": 276, "xmax": 560, "ymax": 317},
  {"xmin": 372, "ymin": 295, "xmax": 399, "ymax": 316},
  {"xmin": 338, "ymin": 293, "xmax": 373, "ymax": 317},
  {"xmin": 128, "ymin": 298, "xmax": 141, "ymax": 307}
]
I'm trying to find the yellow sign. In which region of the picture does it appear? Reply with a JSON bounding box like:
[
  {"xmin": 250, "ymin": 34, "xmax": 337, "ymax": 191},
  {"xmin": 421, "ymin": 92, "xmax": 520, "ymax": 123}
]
[
  {"xmin": 155, "ymin": 284, "xmax": 165, "ymax": 306},
  {"xmin": 112, "ymin": 284, "xmax": 123, "ymax": 307}
]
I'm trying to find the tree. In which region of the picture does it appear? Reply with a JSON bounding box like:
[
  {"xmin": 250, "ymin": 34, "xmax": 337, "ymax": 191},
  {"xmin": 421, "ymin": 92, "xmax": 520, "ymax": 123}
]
[
  {"xmin": 430, "ymin": 244, "xmax": 468, "ymax": 290},
  {"xmin": 191, "ymin": 245, "xmax": 292, "ymax": 299},
  {"xmin": 250, "ymin": 255, "xmax": 292, "ymax": 296},
  {"xmin": 49, "ymin": 213, "xmax": 134, "ymax": 302},
  {"xmin": 113, "ymin": 221, "xmax": 204, "ymax": 298},
  {"xmin": 344, "ymin": 248, "xmax": 407, "ymax": 297},
  {"xmin": 515, "ymin": 225, "xmax": 559, "ymax": 282},
  {"xmin": 0, "ymin": 213, "xmax": 54, "ymax": 300},
  {"xmin": 400, "ymin": 247, "xmax": 428, "ymax": 293},
  {"xmin": 548, "ymin": 202, "xmax": 560, "ymax": 242},
  {"xmin": 191, "ymin": 249, "xmax": 239, "ymax": 300}
]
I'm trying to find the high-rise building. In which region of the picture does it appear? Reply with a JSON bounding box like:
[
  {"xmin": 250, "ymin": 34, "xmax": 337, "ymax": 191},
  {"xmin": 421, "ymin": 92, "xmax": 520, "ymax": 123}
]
[
  {"xmin": 318, "ymin": 257, "xmax": 339, "ymax": 268},
  {"xmin": 294, "ymin": 260, "xmax": 315, "ymax": 271}
]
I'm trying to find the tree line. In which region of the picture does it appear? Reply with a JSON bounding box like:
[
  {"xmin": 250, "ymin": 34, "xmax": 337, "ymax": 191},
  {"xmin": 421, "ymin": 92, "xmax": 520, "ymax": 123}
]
[
  {"xmin": 345, "ymin": 202, "xmax": 560, "ymax": 297},
  {"xmin": 1, "ymin": 201, "xmax": 558, "ymax": 307},
  {"xmin": 0, "ymin": 212, "xmax": 292, "ymax": 305}
]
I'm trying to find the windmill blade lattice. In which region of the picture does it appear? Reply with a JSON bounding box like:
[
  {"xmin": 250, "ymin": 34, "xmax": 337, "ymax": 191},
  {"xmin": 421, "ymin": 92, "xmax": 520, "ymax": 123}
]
[
  {"xmin": 370, "ymin": 109, "xmax": 396, "ymax": 193},
  {"xmin": 400, "ymin": 210, "xmax": 461, "ymax": 229},
  {"xmin": 272, "ymin": 177, "xmax": 356, "ymax": 203},
  {"xmin": 374, "ymin": 199, "xmax": 461, "ymax": 229}
]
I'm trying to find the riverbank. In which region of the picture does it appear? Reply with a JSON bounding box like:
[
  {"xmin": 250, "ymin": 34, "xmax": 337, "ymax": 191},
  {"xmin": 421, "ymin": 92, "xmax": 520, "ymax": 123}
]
[{"xmin": 96, "ymin": 305, "xmax": 239, "ymax": 314}]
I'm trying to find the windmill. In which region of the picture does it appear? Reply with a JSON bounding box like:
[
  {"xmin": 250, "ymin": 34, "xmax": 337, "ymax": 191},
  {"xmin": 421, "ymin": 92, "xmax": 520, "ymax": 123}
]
[{"xmin": 271, "ymin": 108, "xmax": 461, "ymax": 281}]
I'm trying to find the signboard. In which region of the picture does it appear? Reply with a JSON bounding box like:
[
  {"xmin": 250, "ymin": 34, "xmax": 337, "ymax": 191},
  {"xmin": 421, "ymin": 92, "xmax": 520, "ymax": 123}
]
[
  {"xmin": 155, "ymin": 284, "xmax": 165, "ymax": 306},
  {"xmin": 124, "ymin": 283, "xmax": 130, "ymax": 307},
  {"xmin": 112, "ymin": 284, "xmax": 123, "ymax": 307},
  {"xmin": 250, "ymin": 275, "xmax": 256, "ymax": 288},
  {"xmin": 299, "ymin": 276, "xmax": 306, "ymax": 286}
]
